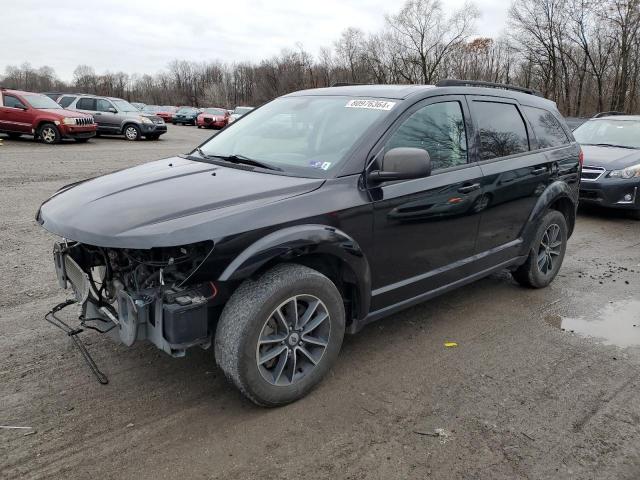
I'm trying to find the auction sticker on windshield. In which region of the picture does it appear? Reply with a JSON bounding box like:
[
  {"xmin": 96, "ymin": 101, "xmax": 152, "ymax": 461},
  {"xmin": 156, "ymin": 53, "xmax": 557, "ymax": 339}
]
[{"xmin": 345, "ymin": 99, "xmax": 396, "ymax": 110}]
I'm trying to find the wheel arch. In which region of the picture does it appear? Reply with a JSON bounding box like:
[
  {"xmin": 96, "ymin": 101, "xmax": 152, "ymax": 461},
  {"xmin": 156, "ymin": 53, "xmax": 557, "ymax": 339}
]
[
  {"xmin": 218, "ymin": 225, "xmax": 372, "ymax": 324},
  {"xmin": 121, "ymin": 121, "xmax": 140, "ymax": 135},
  {"xmin": 520, "ymin": 181, "xmax": 577, "ymax": 253}
]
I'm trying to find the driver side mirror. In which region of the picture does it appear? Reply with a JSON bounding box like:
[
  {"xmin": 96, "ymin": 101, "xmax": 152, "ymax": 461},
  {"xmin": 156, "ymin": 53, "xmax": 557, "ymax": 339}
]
[
  {"xmin": 107, "ymin": 107, "xmax": 117, "ymax": 113},
  {"xmin": 368, "ymin": 147, "xmax": 431, "ymax": 183}
]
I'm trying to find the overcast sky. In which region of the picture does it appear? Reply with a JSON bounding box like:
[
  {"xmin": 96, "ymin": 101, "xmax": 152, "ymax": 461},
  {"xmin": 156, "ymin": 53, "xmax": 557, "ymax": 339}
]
[{"xmin": 1, "ymin": 0, "xmax": 509, "ymax": 81}]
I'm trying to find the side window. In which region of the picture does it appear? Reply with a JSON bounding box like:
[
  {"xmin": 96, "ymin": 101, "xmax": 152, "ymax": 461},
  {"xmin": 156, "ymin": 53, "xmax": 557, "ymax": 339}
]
[
  {"xmin": 472, "ymin": 101, "xmax": 529, "ymax": 160},
  {"xmin": 96, "ymin": 99, "xmax": 113, "ymax": 112},
  {"xmin": 59, "ymin": 96, "xmax": 76, "ymax": 108},
  {"xmin": 386, "ymin": 101, "xmax": 468, "ymax": 170},
  {"xmin": 523, "ymin": 106, "xmax": 569, "ymax": 148},
  {"xmin": 76, "ymin": 98, "xmax": 96, "ymax": 110},
  {"xmin": 3, "ymin": 95, "xmax": 26, "ymax": 109}
]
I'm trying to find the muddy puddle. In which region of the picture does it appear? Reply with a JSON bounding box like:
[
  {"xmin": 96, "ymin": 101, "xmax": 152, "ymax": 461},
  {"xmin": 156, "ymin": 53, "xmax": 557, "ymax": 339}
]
[{"xmin": 546, "ymin": 299, "xmax": 640, "ymax": 347}]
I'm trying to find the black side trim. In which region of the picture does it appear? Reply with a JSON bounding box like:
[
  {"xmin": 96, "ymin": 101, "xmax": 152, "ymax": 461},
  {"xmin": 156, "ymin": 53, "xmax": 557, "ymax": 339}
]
[{"xmin": 350, "ymin": 256, "xmax": 526, "ymax": 333}]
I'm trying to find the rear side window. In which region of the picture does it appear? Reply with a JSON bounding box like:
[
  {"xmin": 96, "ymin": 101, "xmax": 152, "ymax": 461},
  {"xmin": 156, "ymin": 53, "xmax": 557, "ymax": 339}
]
[
  {"xmin": 76, "ymin": 98, "xmax": 96, "ymax": 110},
  {"xmin": 59, "ymin": 96, "xmax": 76, "ymax": 108},
  {"xmin": 3, "ymin": 95, "xmax": 26, "ymax": 108},
  {"xmin": 386, "ymin": 101, "xmax": 468, "ymax": 170},
  {"xmin": 472, "ymin": 101, "xmax": 529, "ymax": 160},
  {"xmin": 523, "ymin": 106, "xmax": 569, "ymax": 148}
]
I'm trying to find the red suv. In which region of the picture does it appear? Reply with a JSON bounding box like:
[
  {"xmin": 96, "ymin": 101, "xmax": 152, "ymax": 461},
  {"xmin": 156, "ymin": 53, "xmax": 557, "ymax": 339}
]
[{"xmin": 0, "ymin": 88, "xmax": 96, "ymax": 144}]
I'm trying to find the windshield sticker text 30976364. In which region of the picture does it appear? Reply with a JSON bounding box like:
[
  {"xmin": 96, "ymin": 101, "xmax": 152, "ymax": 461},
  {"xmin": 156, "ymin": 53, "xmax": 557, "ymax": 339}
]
[{"xmin": 345, "ymin": 99, "xmax": 396, "ymax": 111}]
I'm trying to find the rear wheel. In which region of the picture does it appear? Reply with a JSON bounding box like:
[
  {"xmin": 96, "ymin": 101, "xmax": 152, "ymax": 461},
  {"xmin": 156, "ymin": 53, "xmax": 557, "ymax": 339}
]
[
  {"xmin": 215, "ymin": 264, "xmax": 345, "ymax": 406},
  {"xmin": 38, "ymin": 123, "xmax": 61, "ymax": 144},
  {"xmin": 513, "ymin": 210, "xmax": 567, "ymax": 288},
  {"xmin": 123, "ymin": 124, "xmax": 141, "ymax": 141}
]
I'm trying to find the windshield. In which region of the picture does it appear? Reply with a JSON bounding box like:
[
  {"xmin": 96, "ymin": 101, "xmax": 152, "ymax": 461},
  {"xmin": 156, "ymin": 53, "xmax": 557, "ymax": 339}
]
[
  {"xmin": 199, "ymin": 96, "xmax": 395, "ymax": 177},
  {"xmin": 178, "ymin": 107, "xmax": 197, "ymax": 114},
  {"xmin": 23, "ymin": 94, "xmax": 62, "ymax": 109},
  {"xmin": 204, "ymin": 108, "xmax": 225, "ymax": 115},
  {"xmin": 112, "ymin": 100, "xmax": 139, "ymax": 112},
  {"xmin": 143, "ymin": 105, "xmax": 160, "ymax": 112},
  {"xmin": 574, "ymin": 119, "xmax": 640, "ymax": 149},
  {"xmin": 234, "ymin": 107, "xmax": 253, "ymax": 115}
]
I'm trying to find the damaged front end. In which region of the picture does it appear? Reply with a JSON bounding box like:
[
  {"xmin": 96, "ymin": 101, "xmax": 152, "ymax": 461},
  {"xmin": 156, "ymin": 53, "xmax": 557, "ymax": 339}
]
[{"xmin": 53, "ymin": 239, "xmax": 217, "ymax": 357}]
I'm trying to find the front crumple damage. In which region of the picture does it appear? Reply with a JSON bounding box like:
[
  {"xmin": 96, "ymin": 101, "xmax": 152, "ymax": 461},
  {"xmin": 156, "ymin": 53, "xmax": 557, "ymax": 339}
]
[{"xmin": 55, "ymin": 239, "xmax": 221, "ymax": 356}]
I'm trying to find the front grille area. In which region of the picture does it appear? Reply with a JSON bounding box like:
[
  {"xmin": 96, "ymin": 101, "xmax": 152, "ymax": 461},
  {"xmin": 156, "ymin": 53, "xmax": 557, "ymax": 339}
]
[
  {"xmin": 75, "ymin": 117, "xmax": 94, "ymax": 126},
  {"xmin": 204, "ymin": 117, "xmax": 212, "ymax": 123},
  {"xmin": 581, "ymin": 165, "xmax": 605, "ymax": 181}
]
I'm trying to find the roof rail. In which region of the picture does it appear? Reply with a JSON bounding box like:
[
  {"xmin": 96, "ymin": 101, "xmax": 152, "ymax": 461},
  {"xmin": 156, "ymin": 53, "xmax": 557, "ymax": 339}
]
[
  {"xmin": 592, "ymin": 111, "xmax": 626, "ymax": 118},
  {"xmin": 330, "ymin": 82, "xmax": 368, "ymax": 87},
  {"xmin": 435, "ymin": 79, "xmax": 543, "ymax": 97}
]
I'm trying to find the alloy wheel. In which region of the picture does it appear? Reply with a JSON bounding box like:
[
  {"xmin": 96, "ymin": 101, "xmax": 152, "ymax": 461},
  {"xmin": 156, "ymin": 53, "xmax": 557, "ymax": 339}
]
[
  {"xmin": 256, "ymin": 294, "xmax": 331, "ymax": 386},
  {"xmin": 125, "ymin": 127, "xmax": 138, "ymax": 140},
  {"xmin": 41, "ymin": 127, "xmax": 56, "ymax": 143},
  {"xmin": 537, "ymin": 223, "xmax": 562, "ymax": 275}
]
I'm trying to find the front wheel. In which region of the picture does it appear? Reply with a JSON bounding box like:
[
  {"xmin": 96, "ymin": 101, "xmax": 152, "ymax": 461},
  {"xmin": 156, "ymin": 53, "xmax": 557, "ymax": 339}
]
[
  {"xmin": 215, "ymin": 264, "xmax": 345, "ymax": 406},
  {"xmin": 38, "ymin": 123, "xmax": 61, "ymax": 144},
  {"xmin": 123, "ymin": 124, "xmax": 141, "ymax": 141},
  {"xmin": 512, "ymin": 210, "xmax": 567, "ymax": 288}
]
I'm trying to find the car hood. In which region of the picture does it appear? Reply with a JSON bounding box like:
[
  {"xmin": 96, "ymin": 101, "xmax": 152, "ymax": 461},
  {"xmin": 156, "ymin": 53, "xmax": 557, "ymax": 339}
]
[
  {"xmin": 581, "ymin": 145, "xmax": 640, "ymax": 170},
  {"xmin": 41, "ymin": 108, "xmax": 92, "ymax": 119},
  {"xmin": 37, "ymin": 156, "xmax": 324, "ymax": 248}
]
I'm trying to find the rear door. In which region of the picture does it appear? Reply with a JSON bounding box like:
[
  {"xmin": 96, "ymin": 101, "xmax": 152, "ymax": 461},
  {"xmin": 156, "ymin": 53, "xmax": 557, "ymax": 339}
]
[
  {"xmin": 368, "ymin": 95, "xmax": 485, "ymax": 311},
  {"xmin": 0, "ymin": 93, "xmax": 32, "ymax": 133},
  {"xmin": 470, "ymin": 97, "xmax": 553, "ymax": 264}
]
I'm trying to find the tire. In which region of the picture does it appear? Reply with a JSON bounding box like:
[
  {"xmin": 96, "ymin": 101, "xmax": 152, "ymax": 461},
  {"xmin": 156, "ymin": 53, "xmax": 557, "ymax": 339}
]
[
  {"xmin": 123, "ymin": 124, "xmax": 141, "ymax": 141},
  {"xmin": 38, "ymin": 123, "xmax": 61, "ymax": 144},
  {"xmin": 75, "ymin": 138, "xmax": 90, "ymax": 143},
  {"xmin": 215, "ymin": 263, "xmax": 345, "ymax": 406},
  {"xmin": 172, "ymin": 121, "xmax": 177, "ymax": 125},
  {"xmin": 7, "ymin": 132, "xmax": 22, "ymax": 139},
  {"xmin": 512, "ymin": 210, "xmax": 567, "ymax": 288}
]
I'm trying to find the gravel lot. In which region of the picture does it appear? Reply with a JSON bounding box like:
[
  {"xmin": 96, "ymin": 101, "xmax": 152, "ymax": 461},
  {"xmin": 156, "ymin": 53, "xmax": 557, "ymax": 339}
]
[{"xmin": 1, "ymin": 127, "xmax": 639, "ymax": 480}]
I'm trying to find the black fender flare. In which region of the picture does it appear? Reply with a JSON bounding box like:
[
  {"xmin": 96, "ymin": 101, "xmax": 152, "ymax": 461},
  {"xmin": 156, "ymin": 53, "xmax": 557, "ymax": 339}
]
[
  {"xmin": 520, "ymin": 180, "xmax": 577, "ymax": 254},
  {"xmin": 218, "ymin": 224, "xmax": 371, "ymax": 319}
]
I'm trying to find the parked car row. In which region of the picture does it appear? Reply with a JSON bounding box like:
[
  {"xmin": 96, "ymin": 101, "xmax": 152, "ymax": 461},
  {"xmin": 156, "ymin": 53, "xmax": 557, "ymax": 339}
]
[{"xmin": 0, "ymin": 87, "xmax": 96, "ymax": 144}]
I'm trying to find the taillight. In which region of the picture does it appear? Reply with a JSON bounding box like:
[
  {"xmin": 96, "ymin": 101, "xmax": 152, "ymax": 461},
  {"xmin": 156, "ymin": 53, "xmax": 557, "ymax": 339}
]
[{"xmin": 578, "ymin": 149, "xmax": 584, "ymax": 167}]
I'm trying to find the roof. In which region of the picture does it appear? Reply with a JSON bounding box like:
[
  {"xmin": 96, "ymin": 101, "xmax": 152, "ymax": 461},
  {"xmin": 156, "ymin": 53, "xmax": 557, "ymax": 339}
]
[
  {"xmin": 285, "ymin": 83, "xmax": 556, "ymax": 108},
  {"xmin": 287, "ymin": 84, "xmax": 435, "ymax": 100},
  {"xmin": 588, "ymin": 115, "xmax": 640, "ymax": 121},
  {"xmin": 0, "ymin": 88, "xmax": 47, "ymax": 96}
]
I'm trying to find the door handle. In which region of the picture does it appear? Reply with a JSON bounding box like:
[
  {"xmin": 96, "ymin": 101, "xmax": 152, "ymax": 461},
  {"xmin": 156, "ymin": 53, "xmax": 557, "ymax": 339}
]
[
  {"xmin": 458, "ymin": 183, "xmax": 481, "ymax": 194},
  {"xmin": 531, "ymin": 166, "xmax": 547, "ymax": 175}
]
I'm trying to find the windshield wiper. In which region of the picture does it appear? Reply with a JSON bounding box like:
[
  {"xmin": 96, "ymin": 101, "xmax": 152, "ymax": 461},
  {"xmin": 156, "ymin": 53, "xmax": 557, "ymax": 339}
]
[
  {"xmin": 209, "ymin": 153, "xmax": 283, "ymax": 171},
  {"xmin": 190, "ymin": 149, "xmax": 283, "ymax": 171},
  {"xmin": 586, "ymin": 143, "xmax": 637, "ymax": 149}
]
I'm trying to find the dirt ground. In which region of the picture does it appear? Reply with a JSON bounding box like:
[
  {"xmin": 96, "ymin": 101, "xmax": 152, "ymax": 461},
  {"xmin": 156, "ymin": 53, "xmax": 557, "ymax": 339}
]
[{"xmin": 1, "ymin": 127, "xmax": 639, "ymax": 480}]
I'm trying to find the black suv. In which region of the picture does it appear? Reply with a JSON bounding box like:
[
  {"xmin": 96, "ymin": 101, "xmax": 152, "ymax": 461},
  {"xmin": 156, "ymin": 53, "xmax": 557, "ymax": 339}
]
[{"xmin": 37, "ymin": 80, "xmax": 581, "ymax": 406}]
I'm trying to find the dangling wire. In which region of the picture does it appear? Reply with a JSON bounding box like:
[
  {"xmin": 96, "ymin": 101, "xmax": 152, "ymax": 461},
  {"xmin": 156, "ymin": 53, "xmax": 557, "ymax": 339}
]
[{"xmin": 44, "ymin": 300, "xmax": 109, "ymax": 385}]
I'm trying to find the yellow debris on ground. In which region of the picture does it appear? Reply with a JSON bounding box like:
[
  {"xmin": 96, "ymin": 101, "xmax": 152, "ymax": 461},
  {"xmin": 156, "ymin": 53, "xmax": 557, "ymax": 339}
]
[{"xmin": 444, "ymin": 342, "xmax": 458, "ymax": 348}]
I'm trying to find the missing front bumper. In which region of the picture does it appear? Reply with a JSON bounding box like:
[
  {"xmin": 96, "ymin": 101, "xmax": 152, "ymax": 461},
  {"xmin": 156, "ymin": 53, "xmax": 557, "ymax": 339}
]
[{"xmin": 53, "ymin": 242, "xmax": 211, "ymax": 357}]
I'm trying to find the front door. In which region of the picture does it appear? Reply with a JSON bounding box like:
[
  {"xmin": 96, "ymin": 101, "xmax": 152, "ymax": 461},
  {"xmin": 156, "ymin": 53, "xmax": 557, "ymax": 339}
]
[
  {"xmin": 95, "ymin": 98, "xmax": 121, "ymax": 132},
  {"xmin": 368, "ymin": 96, "xmax": 484, "ymax": 311}
]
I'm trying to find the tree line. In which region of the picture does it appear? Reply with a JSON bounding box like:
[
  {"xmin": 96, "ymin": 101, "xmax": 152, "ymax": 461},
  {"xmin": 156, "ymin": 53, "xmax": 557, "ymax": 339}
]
[{"xmin": 2, "ymin": 0, "xmax": 639, "ymax": 116}]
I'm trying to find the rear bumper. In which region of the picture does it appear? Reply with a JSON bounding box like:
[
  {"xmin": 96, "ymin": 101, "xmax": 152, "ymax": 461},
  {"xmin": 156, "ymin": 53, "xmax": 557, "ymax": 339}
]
[{"xmin": 579, "ymin": 177, "xmax": 640, "ymax": 210}]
